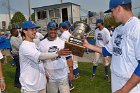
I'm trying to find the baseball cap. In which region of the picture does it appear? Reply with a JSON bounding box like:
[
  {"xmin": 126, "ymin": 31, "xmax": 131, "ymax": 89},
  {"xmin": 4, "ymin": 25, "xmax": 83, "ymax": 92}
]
[
  {"xmin": 64, "ymin": 21, "xmax": 71, "ymax": 26},
  {"xmin": 22, "ymin": 21, "xmax": 39, "ymax": 30},
  {"xmin": 104, "ymin": 0, "xmax": 131, "ymax": 13},
  {"xmin": 96, "ymin": 19, "xmax": 103, "ymax": 24},
  {"xmin": 69, "ymin": 26, "xmax": 75, "ymax": 31},
  {"xmin": 47, "ymin": 22, "xmax": 58, "ymax": 30},
  {"xmin": 59, "ymin": 22, "xmax": 67, "ymax": 28}
]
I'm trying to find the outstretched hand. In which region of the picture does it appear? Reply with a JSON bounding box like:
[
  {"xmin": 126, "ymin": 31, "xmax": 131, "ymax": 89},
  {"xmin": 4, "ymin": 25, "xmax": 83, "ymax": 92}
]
[
  {"xmin": 83, "ymin": 39, "xmax": 90, "ymax": 49},
  {"xmin": 57, "ymin": 49, "xmax": 71, "ymax": 56}
]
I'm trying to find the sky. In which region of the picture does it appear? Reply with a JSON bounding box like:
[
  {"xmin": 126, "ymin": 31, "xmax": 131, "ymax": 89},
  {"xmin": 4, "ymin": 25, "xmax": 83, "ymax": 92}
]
[{"xmin": 0, "ymin": 0, "xmax": 140, "ymax": 17}]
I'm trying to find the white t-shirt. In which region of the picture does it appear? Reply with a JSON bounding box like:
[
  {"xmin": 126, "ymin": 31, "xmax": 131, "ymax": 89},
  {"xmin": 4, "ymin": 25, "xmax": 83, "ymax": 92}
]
[
  {"xmin": 39, "ymin": 37, "xmax": 68, "ymax": 82},
  {"xmin": 0, "ymin": 50, "xmax": 3, "ymax": 59},
  {"xmin": 19, "ymin": 41, "xmax": 46, "ymax": 91},
  {"xmin": 95, "ymin": 27, "xmax": 110, "ymax": 47},
  {"xmin": 105, "ymin": 17, "xmax": 140, "ymax": 78},
  {"xmin": 60, "ymin": 30, "xmax": 71, "ymax": 42}
]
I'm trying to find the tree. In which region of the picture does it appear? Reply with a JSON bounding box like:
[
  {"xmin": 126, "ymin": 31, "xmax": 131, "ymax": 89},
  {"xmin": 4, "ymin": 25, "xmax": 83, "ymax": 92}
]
[
  {"xmin": 104, "ymin": 14, "xmax": 120, "ymax": 28},
  {"xmin": 11, "ymin": 11, "xmax": 26, "ymax": 28},
  {"xmin": 31, "ymin": 13, "xmax": 35, "ymax": 22}
]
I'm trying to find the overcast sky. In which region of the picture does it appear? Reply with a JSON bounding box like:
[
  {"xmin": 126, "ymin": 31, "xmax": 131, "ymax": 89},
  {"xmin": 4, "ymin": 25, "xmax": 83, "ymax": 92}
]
[{"xmin": 0, "ymin": 0, "xmax": 140, "ymax": 16}]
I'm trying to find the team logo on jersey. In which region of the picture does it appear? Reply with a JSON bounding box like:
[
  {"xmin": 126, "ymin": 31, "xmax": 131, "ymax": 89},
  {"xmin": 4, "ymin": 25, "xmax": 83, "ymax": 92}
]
[
  {"xmin": 113, "ymin": 34, "xmax": 123, "ymax": 56},
  {"xmin": 48, "ymin": 46, "xmax": 61, "ymax": 60},
  {"xmin": 97, "ymin": 33, "xmax": 103, "ymax": 41},
  {"xmin": 48, "ymin": 46, "xmax": 58, "ymax": 52}
]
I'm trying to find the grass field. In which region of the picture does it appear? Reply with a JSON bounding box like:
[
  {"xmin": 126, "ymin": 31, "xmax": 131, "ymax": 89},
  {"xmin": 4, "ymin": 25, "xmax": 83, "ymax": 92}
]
[{"xmin": 2, "ymin": 60, "xmax": 111, "ymax": 93}]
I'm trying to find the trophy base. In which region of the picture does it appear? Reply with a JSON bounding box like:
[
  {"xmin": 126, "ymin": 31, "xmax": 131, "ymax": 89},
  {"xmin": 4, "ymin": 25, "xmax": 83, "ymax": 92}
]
[{"xmin": 65, "ymin": 42, "xmax": 85, "ymax": 57}]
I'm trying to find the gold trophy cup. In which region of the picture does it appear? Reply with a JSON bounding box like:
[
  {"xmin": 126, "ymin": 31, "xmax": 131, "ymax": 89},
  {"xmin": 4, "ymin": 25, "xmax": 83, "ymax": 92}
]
[{"xmin": 65, "ymin": 21, "xmax": 91, "ymax": 57}]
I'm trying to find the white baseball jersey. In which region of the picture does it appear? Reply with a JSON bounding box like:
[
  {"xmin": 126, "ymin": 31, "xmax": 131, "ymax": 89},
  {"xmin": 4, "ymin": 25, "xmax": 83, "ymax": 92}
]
[
  {"xmin": 60, "ymin": 30, "xmax": 71, "ymax": 42},
  {"xmin": 39, "ymin": 37, "xmax": 68, "ymax": 82},
  {"xmin": 105, "ymin": 17, "xmax": 140, "ymax": 78},
  {"xmin": 19, "ymin": 41, "xmax": 46, "ymax": 91},
  {"xmin": 95, "ymin": 27, "xmax": 110, "ymax": 47}
]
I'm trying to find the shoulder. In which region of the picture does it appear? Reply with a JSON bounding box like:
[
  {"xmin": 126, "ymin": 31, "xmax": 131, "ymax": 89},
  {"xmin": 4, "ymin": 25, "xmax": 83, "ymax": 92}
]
[
  {"xmin": 103, "ymin": 28, "xmax": 109, "ymax": 31},
  {"xmin": 39, "ymin": 38, "xmax": 48, "ymax": 46},
  {"xmin": 57, "ymin": 37, "xmax": 65, "ymax": 43}
]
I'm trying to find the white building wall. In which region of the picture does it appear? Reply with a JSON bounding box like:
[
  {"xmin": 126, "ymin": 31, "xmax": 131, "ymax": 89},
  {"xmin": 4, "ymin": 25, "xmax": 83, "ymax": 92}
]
[
  {"xmin": 0, "ymin": 14, "xmax": 12, "ymax": 29},
  {"xmin": 72, "ymin": 5, "xmax": 80, "ymax": 23},
  {"xmin": 0, "ymin": 14, "xmax": 28, "ymax": 30}
]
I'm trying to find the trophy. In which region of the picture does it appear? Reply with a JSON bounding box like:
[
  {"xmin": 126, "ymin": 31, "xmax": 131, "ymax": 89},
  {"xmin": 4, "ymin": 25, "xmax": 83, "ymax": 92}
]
[{"xmin": 65, "ymin": 21, "xmax": 91, "ymax": 57}]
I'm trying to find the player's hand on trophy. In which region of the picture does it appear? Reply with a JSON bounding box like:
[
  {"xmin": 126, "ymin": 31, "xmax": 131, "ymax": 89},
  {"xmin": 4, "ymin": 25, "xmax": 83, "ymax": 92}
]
[{"xmin": 57, "ymin": 49, "xmax": 71, "ymax": 56}]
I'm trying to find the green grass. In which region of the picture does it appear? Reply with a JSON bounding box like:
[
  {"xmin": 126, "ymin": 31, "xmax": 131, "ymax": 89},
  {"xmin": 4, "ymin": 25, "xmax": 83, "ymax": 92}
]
[
  {"xmin": 71, "ymin": 62, "xmax": 111, "ymax": 93},
  {"xmin": 2, "ymin": 59, "xmax": 111, "ymax": 93}
]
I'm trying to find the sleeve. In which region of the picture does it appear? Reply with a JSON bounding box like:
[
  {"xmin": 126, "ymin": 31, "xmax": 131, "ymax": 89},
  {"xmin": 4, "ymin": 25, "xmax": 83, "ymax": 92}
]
[
  {"xmin": 134, "ymin": 60, "xmax": 140, "ymax": 77},
  {"xmin": 22, "ymin": 45, "xmax": 41, "ymax": 63},
  {"xmin": 66, "ymin": 54, "xmax": 72, "ymax": 60},
  {"xmin": 104, "ymin": 36, "xmax": 113, "ymax": 54},
  {"xmin": 102, "ymin": 47, "xmax": 112, "ymax": 56},
  {"xmin": 105, "ymin": 29, "xmax": 111, "ymax": 44}
]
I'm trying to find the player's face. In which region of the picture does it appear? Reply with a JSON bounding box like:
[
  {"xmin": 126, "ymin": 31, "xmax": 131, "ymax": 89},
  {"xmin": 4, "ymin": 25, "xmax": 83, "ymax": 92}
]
[
  {"xmin": 111, "ymin": 6, "xmax": 122, "ymax": 23},
  {"xmin": 24, "ymin": 28, "xmax": 37, "ymax": 40},
  {"xmin": 96, "ymin": 23, "xmax": 101, "ymax": 28},
  {"xmin": 14, "ymin": 29, "xmax": 19, "ymax": 37},
  {"xmin": 48, "ymin": 29, "xmax": 57, "ymax": 40}
]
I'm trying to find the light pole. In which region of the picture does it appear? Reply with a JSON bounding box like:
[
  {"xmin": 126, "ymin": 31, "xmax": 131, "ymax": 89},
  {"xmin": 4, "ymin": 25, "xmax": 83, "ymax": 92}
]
[
  {"xmin": 28, "ymin": 0, "xmax": 31, "ymax": 20},
  {"xmin": 60, "ymin": 0, "xmax": 63, "ymax": 4},
  {"xmin": 8, "ymin": 0, "xmax": 11, "ymax": 29}
]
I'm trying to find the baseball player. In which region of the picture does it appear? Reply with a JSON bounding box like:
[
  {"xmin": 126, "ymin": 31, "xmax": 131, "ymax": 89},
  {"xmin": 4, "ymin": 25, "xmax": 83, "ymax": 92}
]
[
  {"xmin": 19, "ymin": 21, "xmax": 71, "ymax": 93},
  {"xmin": 10, "ymin": 28, "xmax": 22, "ymax": 88},
  {"xmin": 39, "ymin": 22, "xmax": 73, "ymax": 93},
  {"xmin": 90, "ymin": 19, "xmax": 111, "ymax": 81},
  {"xmin": 84, "ymin": 0, "xmax": 140, "ymax": 93},
  {"xmin": 59, "ymin": 22, "xmax": 75, "ymax": 91}
]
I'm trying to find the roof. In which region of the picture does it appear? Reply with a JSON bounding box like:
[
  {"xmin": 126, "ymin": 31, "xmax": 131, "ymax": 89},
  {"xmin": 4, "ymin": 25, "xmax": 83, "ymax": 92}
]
[{"xmin": 32, "ymin": 2, "xmax": 80, "ymax": 10}]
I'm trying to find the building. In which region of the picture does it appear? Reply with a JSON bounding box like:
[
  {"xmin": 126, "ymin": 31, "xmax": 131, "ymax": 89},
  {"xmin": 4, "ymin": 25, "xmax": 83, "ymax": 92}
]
[
  {"xmin": 0, "ymin": 14, "xmax": 13, "ymax": 31},
  {"xmin": 32, "ymin": 2, "xmax": 80, "ymax": 27}
]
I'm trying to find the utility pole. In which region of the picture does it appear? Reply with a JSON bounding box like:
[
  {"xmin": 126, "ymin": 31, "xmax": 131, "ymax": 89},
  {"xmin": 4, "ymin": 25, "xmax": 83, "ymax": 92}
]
[
  {"xmin": 8, "ymin": 0, "xmax": 11, "ymax": 28},
  {"xmin": 60, "ymin": 0, "xmax": 63, "ymax": 4},
  {"xmin": 28, "ymin": 0, "xmax": 31, "ymax": 20}
]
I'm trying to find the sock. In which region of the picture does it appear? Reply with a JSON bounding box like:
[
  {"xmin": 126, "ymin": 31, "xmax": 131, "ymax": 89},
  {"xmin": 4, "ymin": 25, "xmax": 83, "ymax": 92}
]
[
  {"xmin": 92, "ymin": 66, "xmax": 97, "ymax": 75},
  {"xmin": 105, "ymin": 66, "xmax": 109, "ymax": 76}
]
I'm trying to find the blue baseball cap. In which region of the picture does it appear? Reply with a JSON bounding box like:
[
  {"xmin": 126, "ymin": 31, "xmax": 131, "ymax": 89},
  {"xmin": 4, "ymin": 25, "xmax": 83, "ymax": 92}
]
[
  {"xmin": 96, "ymin": 19, "xmax": 103, "ymax": 24},
  {"xmin": 69, "ymin": 26, "xmax": 75, "ymax": 31},
  {"xmin": 104, "ymin": 0, "xmax": 131, "ymax": 13},
  {"xmin": 64, "ymin": 21, "xmax": 71, "ymax": 26},
  {"xmin": 22, "ymin": 21, "xmax": 39, "ymax": 30},
  {"xmin": 47, "ymin": 22, "xmax": 58, "ymax": 30},
  {"xmin": 59, "ymin": 22, "xmax": 67, "ymax": 28}
]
